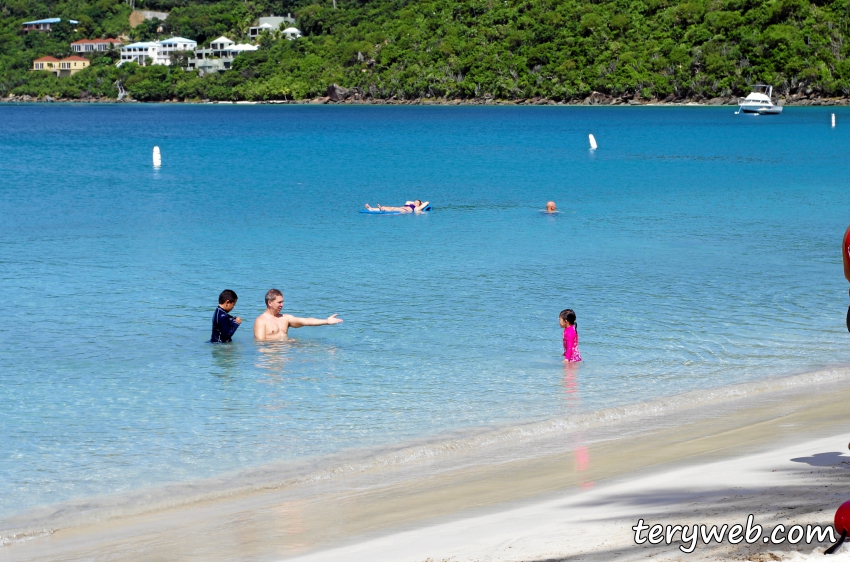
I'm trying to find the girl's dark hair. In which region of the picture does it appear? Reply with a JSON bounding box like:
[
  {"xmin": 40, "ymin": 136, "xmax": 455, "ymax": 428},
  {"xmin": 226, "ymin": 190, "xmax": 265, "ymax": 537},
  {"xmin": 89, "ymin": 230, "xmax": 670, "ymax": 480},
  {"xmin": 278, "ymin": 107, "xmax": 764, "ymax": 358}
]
[{"xmin": 559, "ymin": 308, "xmax": 577, "ymax": 332}]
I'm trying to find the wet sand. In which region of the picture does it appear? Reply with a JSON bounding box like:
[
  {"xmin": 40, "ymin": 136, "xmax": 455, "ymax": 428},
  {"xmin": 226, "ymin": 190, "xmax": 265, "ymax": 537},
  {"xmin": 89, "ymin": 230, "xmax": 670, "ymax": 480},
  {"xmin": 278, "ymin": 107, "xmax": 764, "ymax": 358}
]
[
  {"xmin": 3, "ymin": 368, "xmax": 850, "ymax": 561},
  {"xmin": 291, "ymin": 432, "xmax": 850, "ymax": 562}
]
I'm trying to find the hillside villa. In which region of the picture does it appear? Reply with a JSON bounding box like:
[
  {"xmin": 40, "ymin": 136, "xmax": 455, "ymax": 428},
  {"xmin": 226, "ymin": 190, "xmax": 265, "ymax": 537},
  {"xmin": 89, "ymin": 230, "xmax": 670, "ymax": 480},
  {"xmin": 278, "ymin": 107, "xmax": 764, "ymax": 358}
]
[
  {"xmin": 248, "ymin": 15, "xmax": 295, "ymax": 39},
  {"xmin": 113, "ymin": 25, "xmax": 300, "ymax": 72},
  {"xmin": 22, "ymin": 18, "xmax": 78, "ymax": 33},
  {"xmin": 118, "ymin": 42, "xmax": 157, "ymax": 65},
  {"xmin": 118, "ymin": 37, "xmax": 197, "ymax": 66},
  {"xmin": 186, "ymin": 36, "xmax": 257, "ymax": 75},
  {"xmin": 282, "ymin": 27, "xmax": 302, "ymax": 40},
  {"xmin": 32, "ymin": 56, "xmax": 59, "ymax": 71},
  {"xmin": 71, "ymin": 38, "xmax": 123, "ymax": 52},
  {"xmin": 32, "ymin": 55, "xmax": 90, "ymax": 77},
  {"xmin": 157, "ymin": 37, "xmax": 197, "ymax": 62}
]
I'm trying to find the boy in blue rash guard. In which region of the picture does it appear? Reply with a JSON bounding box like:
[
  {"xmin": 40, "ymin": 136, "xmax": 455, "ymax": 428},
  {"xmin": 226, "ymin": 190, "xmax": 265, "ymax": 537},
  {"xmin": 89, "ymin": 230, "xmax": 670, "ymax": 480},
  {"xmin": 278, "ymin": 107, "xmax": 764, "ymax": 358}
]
[{"xmin": 211, "ymin": 289, "xmax": 242, "ymax": 343}]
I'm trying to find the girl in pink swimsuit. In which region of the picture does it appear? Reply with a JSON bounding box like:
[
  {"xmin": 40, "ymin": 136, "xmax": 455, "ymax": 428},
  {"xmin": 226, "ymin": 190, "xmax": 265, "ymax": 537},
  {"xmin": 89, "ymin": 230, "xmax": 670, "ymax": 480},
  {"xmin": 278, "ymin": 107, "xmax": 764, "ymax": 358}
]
[{"xmin": 559, "ymin": 308, "xmax": 582, "ymax": 362}]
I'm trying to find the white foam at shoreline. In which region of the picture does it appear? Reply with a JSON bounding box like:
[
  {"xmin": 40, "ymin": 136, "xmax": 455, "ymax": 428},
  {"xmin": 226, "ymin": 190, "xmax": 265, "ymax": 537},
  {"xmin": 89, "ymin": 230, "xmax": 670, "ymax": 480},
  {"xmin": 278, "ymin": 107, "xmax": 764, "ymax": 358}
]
[
  {"xmin": 3, "ymin": 365, "xmax": 850, "ymax": 546},
  {"xmin": 0, "ymin": 529, "xmax": 53, "ymax": 547}
]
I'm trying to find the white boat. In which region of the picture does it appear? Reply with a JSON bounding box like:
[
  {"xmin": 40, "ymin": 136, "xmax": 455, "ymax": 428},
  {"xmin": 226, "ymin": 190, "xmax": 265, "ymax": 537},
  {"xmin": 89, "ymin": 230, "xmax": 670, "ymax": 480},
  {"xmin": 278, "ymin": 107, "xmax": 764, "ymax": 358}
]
[{"xmin": 737, "ymin": 85, "xmax": 783, "ymax": 115}]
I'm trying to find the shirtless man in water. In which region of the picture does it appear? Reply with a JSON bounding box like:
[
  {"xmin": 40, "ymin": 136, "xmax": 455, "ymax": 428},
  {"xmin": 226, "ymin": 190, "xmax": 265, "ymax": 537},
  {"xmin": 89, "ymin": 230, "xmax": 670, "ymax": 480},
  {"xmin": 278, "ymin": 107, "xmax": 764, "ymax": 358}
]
[{"xmin": 253, "ymin": 288, "xmax": 343, "ymax": 341}]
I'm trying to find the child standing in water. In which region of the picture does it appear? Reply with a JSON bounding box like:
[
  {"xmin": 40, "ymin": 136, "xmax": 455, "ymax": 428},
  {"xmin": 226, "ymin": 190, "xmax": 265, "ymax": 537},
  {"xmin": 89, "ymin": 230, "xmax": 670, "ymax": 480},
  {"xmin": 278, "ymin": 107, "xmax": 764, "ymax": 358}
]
[
  {"xmin": 211, "ymin": 289, "xmax": 242, "ymax": 343},
  {"xmin": 559, "ymin": 308, "xmax": 582, "ymax": 362}
]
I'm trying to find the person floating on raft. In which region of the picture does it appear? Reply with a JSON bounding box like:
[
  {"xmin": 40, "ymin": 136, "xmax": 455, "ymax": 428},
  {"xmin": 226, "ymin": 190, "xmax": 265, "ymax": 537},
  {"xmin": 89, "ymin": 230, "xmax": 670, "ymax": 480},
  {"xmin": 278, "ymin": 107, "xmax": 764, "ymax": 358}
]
[{"xmin": 364, "ymin": 200, "xmax": 430, "ymax": 213}]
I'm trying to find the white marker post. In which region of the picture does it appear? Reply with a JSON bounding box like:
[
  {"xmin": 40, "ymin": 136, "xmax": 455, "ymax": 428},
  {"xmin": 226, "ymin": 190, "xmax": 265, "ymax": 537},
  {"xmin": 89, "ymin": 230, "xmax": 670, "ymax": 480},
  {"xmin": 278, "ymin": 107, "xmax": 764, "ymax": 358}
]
[
  {"xmin": 588, "ymin": 134, "xmax": 597, "ymax": 150},
  {"xmin": 153, "ymin": 146, "xmax": 162, "ymax": 168},
  {"xmin": 832, "ymin": 113, "xmax": 836, "ymax": 128}
]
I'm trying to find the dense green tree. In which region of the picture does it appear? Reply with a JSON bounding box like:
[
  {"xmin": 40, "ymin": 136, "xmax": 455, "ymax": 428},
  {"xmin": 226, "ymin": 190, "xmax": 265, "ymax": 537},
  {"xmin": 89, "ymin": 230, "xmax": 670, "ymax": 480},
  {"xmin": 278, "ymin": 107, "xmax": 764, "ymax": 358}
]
[{"xmin": 5, "ymin": 0, "xmax": 850, "ymax": 101}]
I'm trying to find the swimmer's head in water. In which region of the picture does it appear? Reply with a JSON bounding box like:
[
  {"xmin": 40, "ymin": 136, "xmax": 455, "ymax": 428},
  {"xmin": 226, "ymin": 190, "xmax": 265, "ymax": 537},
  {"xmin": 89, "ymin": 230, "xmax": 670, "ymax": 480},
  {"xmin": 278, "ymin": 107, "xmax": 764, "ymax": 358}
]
[
  {"xmin": 546, "ymin": 201, "xmax": 557, "ymax": 212},
  {"xmin": 559, "ymin": 308, "xmax": 577, "ymax": 329},
  {"xmin": 219, "ymin": 289, "xmax": 238, "ymax": 304}
]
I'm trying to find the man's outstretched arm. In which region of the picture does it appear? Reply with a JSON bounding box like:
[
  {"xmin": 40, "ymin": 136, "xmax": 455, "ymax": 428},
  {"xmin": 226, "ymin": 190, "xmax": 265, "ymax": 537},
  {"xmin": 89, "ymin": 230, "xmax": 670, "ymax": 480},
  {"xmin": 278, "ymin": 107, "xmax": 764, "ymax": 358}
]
[{"xmin": 287, "ymin": 313, "xmax": 343, "ymax": 329}]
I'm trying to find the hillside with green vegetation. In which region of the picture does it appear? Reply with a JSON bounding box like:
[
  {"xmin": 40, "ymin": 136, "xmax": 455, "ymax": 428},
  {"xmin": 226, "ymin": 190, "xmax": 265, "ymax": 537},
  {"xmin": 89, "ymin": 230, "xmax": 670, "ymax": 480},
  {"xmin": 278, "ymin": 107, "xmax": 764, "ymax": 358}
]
[{"xmin": 2, "ymin": 0, "xmax": 850, "ymax": 102}]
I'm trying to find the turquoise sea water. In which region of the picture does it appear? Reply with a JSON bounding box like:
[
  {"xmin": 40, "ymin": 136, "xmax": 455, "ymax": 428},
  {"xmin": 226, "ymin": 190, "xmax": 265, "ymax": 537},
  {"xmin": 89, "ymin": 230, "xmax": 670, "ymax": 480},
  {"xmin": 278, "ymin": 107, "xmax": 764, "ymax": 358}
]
[{"xmin": 2, "ymin": 104, "xmax": 850, "ymax": 521}]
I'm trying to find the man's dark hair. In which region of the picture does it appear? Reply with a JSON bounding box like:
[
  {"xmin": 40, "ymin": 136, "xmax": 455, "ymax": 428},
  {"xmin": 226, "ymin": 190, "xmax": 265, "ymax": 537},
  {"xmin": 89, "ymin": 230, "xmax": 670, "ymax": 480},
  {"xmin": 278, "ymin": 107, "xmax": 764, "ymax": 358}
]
[
  {"xmin": 265, "ymin": 288, "xmax": 283, "ymax": 305},
  {"xmin": 219, "ymin": 289, "xmax": 238, "ymax": 304}
]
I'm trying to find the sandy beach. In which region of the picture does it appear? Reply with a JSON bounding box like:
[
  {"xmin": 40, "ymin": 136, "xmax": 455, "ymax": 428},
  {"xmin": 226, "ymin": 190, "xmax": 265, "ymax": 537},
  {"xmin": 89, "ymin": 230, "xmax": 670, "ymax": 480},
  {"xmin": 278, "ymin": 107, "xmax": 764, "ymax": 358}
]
[
  {"xmin": 4, "ymin": 367, "xmax": 850, "ymax": 562},
  {"xmin": 290, "ymin": 427, "xmax": 850, "ymax": 562}
]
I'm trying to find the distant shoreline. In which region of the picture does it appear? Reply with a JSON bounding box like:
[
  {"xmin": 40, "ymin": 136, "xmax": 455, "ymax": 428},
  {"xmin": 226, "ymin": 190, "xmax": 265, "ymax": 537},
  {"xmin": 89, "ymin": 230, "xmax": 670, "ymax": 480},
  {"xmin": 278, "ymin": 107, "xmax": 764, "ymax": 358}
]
[{"xmin": 4, "ymin": 93, "xmax": 849, "ymax": 107}]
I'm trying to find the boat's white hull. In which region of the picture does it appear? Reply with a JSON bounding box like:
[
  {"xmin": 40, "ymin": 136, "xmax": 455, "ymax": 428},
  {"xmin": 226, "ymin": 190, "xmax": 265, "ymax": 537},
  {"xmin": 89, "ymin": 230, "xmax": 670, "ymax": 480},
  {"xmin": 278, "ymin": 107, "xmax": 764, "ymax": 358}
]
[{"xmin": 738, "ymin": 103, "xmax": 783, "ymax": 115}]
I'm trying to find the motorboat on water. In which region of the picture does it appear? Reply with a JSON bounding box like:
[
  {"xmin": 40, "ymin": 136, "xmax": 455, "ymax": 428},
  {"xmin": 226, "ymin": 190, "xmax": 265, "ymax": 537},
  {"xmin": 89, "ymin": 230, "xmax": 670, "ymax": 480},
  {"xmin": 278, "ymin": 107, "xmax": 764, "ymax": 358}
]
[{"xmin": 737, "ymin": 85, "xmax": 783, "ymax": 115}]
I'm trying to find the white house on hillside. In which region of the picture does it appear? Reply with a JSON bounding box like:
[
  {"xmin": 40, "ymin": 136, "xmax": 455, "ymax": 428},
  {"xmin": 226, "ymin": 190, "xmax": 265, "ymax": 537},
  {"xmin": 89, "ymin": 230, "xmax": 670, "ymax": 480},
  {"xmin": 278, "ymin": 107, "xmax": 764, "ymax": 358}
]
[
  {"xmin": 118, "ymin": 41, "xmax": 158, "ymax": 65},
  {"xmin": 187, "ymin": 36, "xmax": 257, "ymax": 75},
  {"xmin": 209, "ymin": 36, "xmax": 235, "ymax": 54},
  {"xmin": 117, "ymin": 37, "xmax": 196, "ymax": 66},
  {"xmin": 282, "ymin": 27, "xmax": 302, "ymax": 40},
  {"xmin": 157, "ymin": 37, "xmax": 197, "ymax": 64},
  {"xmin": 248, "ymin": 15, "xmax": 295, "ymax": 38}
]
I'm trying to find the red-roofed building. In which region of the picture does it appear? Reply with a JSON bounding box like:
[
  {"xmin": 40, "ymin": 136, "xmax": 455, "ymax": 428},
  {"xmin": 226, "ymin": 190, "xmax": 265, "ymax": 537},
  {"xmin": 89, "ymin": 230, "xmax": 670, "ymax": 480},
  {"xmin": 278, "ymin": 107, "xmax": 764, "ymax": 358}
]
[
  {"xmin": 32, "ymin": 55, "xmax": 90, "ymax": 77},
  {"xmin": 32, "ymin": 56, "xmax": 60, "ymax": 71},
  {"xmin": 71, "ymin": 38, "xmax": 123, "ymax": 53}
]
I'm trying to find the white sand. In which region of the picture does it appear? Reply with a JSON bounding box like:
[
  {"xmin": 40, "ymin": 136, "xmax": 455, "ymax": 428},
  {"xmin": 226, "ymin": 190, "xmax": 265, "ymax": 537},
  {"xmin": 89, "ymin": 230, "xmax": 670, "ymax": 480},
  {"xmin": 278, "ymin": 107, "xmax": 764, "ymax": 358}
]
[{"xmin": 290, "ymin": 433, "xmax": 850, "ymax": 562}]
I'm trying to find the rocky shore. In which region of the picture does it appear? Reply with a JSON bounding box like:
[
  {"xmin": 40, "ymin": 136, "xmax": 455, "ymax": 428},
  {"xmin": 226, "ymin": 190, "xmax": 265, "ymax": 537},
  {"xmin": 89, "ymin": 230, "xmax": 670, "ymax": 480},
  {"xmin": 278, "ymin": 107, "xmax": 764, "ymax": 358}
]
[
  {"xmin": 4, "ymin": 87, "xmax": 850, "ymax": 106},
  {"xmin": 2, "ymin": 94, "xmax": 129, "ymax": 103}
]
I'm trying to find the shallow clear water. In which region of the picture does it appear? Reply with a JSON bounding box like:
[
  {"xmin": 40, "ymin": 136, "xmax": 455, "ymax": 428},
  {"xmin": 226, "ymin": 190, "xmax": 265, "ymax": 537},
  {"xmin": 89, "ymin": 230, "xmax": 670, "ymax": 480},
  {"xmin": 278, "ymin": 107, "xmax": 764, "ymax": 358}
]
[{"xmin": 1, "ymin": 104, "xmax": 849, "ymax": 520}]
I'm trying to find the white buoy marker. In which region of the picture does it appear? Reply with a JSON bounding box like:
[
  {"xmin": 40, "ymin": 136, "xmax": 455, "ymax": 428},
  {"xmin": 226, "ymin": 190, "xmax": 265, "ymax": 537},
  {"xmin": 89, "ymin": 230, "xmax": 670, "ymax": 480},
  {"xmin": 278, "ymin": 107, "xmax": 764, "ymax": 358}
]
[
  {"xmin": 153, "ymin": 146, "xmax": 162, "ymax": 167},
  {"xmin": 832, "ymin": 113, "xmax": 836, "ymax": 128},
  {"xmin": 588, "ymin": 134, "xmax": 597, "ymax": 150}
]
